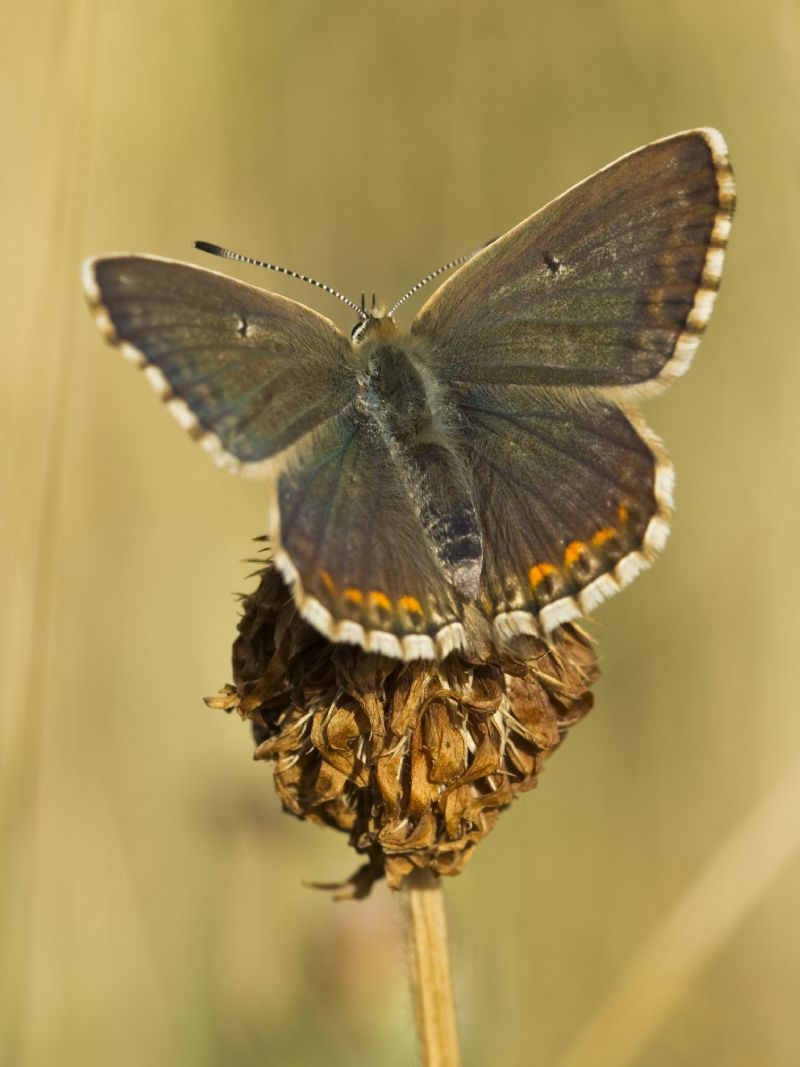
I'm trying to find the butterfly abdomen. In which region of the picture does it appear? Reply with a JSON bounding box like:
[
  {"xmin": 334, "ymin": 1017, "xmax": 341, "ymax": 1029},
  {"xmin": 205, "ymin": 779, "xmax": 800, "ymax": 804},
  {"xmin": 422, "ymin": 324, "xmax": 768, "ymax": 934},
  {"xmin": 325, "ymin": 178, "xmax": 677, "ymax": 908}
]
[{"xmin": 356, "ymin": 336, "xmax": 483, "ymax": 602}]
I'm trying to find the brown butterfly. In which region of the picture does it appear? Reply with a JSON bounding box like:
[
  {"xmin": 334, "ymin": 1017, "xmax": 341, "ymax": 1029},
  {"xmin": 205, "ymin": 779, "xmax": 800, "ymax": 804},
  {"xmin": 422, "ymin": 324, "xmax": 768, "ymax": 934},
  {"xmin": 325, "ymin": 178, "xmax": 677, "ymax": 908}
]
[{"xmin": 83, "ymin": 129, "xmax": 735, "ymax": 660}]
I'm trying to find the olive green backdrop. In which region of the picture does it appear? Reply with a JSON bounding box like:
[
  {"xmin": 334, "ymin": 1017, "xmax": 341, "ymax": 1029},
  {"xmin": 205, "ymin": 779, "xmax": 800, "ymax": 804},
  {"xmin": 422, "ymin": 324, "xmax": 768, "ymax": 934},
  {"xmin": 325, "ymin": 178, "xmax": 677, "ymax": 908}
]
[{"xmin": 3, "ymin": 2, "xmax": 800, "ymax": 1064}]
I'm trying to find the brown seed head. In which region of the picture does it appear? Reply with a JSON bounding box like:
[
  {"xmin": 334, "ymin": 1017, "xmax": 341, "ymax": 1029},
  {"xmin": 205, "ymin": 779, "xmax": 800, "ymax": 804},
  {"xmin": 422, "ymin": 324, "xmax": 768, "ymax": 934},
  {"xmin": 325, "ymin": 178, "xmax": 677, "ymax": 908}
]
[{"xmin": 206, "ymin": 562, "xmax": 599, "ymax": 897}]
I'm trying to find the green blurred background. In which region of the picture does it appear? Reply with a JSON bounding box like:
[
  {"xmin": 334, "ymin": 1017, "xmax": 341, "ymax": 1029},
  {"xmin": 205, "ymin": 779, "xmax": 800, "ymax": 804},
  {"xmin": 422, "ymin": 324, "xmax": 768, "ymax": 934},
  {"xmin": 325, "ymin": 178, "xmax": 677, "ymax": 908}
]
[{"xmin": 3, "ymin": 1, "xmax": 800, "ymax": 1064}]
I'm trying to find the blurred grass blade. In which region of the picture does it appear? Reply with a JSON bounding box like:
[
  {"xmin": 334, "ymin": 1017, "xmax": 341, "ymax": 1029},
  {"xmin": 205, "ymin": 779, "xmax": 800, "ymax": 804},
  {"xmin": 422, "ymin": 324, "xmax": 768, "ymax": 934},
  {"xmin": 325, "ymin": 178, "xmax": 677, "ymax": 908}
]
[{"xmin": 559, "ymin": 759, "xmax": 800, "ymax": 1067}]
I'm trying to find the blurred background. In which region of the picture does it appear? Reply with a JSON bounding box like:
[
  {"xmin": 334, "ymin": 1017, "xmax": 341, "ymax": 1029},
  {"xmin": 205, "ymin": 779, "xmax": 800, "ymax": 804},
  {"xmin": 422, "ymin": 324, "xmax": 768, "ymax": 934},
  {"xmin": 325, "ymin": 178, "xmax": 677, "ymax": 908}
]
[{"xmin": 3, "ymin": 1, "xmax": 800, "ymax": 1064}]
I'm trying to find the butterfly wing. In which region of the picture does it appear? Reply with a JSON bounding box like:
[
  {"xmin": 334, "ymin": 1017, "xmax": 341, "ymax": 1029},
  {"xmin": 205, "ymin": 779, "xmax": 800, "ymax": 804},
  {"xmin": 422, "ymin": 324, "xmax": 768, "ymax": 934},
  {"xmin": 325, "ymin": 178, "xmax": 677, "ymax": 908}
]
[
  {"xmin": 412, "ymin": 129, "xmax": 734, "ymax": 639},
  {"xmin": 83, "ymin": 254, "xmax": 357, "ymax": 471},
  {"xmin": 454, "ymin": 383, "xmax": 671, "ymax": 636},
  {"xmin": 412, "ymin": 129, "xmax": 734, "ymax": 390},
  {"xmin": 84, "ymin": 254, "xmax": 465, "ymax": 659},
  {"xmin": 269, "ymin": 407, "xmax": 466, "ymax": 660}
]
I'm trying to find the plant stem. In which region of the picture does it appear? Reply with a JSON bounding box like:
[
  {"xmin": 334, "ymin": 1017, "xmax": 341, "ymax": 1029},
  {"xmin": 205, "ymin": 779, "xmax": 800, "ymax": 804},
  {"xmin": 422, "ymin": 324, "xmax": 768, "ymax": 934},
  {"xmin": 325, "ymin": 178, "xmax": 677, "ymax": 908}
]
[{"xmin": 402, "ymin": 868, "xmax": 462, "ymax": 1067}]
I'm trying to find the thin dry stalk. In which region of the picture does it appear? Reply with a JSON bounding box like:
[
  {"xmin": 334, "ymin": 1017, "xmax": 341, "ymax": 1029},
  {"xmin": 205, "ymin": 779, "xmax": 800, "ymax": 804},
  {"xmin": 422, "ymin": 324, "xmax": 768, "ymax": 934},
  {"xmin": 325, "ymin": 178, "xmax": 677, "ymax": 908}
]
[{"xmin": 402, "ymin": 868, "xmax": 462, "ymax": 1067}]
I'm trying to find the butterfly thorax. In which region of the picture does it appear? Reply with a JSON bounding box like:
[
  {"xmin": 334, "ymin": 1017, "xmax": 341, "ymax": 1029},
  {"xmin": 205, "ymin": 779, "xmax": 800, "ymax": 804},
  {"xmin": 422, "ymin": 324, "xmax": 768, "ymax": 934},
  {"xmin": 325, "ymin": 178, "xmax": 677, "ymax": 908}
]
[{"xmin": 352, "ymin": 321, "xmax": 484, "ymax": 602}]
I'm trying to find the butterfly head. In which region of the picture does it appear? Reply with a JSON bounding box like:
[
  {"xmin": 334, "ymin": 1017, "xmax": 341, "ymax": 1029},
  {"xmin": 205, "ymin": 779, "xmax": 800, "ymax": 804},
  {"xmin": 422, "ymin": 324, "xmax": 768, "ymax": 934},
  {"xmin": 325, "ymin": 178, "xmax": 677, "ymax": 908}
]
[{"xmin": 350, "ymin": 310, "xmax": 398, "ymax": 347}]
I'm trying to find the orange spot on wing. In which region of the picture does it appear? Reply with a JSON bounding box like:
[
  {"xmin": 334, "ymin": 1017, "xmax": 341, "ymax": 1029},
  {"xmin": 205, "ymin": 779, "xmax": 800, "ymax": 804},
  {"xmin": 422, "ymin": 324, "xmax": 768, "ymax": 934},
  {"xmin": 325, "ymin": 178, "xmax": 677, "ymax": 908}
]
[
  {"xmin": 529, "ymin": 563, "xmax": 557, "ymax": 588},
  {"xmin": 344, "ymin": 588, "xmax": 363, "ymax": 604},
  {"xmin": 398, "ymin": 594, "xmax": 423, "ymax": 615},
  {"xmin": 592, "ymin": 526, "xmax": 616, "ymax": 547},
  {"xmin": 370, "ymin": 590, "xmax": 391, "ymax": 611},
  {"xmin": 617, "ymin": 503, "xmax": 629, "ymax": 524},
  {"xmin": 320, "ymin": 569, "xmax": 336, "ymax": 593},
  {"xmin": 564, "ymin": 541, "xmax": 588, "ymax": 567}
]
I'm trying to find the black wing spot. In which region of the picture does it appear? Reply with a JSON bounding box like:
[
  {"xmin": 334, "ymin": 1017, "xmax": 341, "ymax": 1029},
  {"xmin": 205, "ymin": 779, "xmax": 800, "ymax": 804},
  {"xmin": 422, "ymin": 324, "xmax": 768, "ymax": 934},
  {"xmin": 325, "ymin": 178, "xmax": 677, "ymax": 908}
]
[
  {"xmin": 236, "ymin": 313, "xmax": 249, "ymax": 336},
  {"xmin": 543, "ymin": 250, "xmax": 562, "ymax": 274}
]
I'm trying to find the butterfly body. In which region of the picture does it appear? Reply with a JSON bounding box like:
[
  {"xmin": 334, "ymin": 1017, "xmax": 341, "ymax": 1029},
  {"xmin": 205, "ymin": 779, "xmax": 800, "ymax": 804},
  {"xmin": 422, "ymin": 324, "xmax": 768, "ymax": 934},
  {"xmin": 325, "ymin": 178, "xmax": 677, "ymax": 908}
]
[
  {"xmin": 83, "ymin": 128, "xmax": 735, "ymax": 661},
  {"xmin": 352, "ymin": 319, "xmax": 484, "ymax": 601}
]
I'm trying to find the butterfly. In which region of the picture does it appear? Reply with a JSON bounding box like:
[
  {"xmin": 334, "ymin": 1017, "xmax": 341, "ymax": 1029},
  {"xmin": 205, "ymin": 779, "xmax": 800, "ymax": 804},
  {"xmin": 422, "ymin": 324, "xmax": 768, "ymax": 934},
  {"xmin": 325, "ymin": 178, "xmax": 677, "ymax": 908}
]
[{"xmin": 83, "ymin": 128, "xmax": 734, "ymax": 661}]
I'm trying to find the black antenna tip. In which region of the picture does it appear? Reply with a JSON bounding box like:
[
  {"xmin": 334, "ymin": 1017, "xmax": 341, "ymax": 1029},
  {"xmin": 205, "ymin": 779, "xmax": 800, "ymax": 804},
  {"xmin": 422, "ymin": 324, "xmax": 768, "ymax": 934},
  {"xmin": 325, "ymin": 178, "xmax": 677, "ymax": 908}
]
[{"xmin": 194, "ymin": 241, "xmax": 225, "ymax": 257}]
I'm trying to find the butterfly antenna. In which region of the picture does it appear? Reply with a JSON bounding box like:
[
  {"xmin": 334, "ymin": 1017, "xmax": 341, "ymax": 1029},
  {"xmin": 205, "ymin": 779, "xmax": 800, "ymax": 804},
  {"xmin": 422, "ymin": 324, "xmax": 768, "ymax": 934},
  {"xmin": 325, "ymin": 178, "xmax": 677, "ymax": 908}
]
[
  {"xmin": 386, "ymin": 236, "xmax": 498, "ymax": 317},
  {"xmin": 195, "ymin": 241, "xmax": 367, "ymax": 321}
]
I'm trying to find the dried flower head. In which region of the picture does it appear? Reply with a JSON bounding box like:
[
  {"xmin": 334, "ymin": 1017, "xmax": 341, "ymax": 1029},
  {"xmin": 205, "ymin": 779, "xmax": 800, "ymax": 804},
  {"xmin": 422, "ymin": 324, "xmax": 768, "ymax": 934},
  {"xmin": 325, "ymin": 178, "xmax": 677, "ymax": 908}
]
[{"xmin": 207, "ymin": 560, "xmax": 599, "ymax": 897}]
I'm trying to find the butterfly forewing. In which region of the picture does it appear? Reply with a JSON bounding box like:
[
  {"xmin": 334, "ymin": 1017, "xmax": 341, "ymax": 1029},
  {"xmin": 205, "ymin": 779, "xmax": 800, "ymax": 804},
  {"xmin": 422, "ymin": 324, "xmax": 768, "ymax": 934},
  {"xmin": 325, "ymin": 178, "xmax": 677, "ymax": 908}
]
[
  {"xmin": 412, "ymin": 129, "xmax": 733, "ymax": 390},
  {"xmin": 84, "ymin": 255, "xmax": 357, "ymax": 469}
]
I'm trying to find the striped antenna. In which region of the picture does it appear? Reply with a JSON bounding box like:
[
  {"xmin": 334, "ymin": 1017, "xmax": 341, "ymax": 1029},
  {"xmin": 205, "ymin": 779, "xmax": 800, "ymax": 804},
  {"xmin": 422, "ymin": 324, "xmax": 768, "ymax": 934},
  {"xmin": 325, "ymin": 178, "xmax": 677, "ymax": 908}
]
[
  {"xmin": 387, "ymin": 237, "xmax": 498, "ymax": 317},
  {"xmin": 194, "ymin": 241, "xmax": 367, "ymax": 320}
]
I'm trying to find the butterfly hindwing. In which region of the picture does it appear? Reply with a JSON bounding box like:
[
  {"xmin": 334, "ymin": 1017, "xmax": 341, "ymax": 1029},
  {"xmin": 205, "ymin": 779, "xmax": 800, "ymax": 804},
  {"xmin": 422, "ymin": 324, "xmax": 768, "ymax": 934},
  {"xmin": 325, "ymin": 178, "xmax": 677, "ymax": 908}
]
[
  {"xmin": 454, "ymin": 384, "xmax": 670, "ymax": 637},
  {"xmin": 412, "ymin": 129, "xmax": 734, "ymax": 391},
  {"xmin": 83, "ymin": 254, "xmax": 357, "ymax": 470},
  {"xmin": 270, "ymin": 407, "xmax": 466, "ymax": 660}
]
